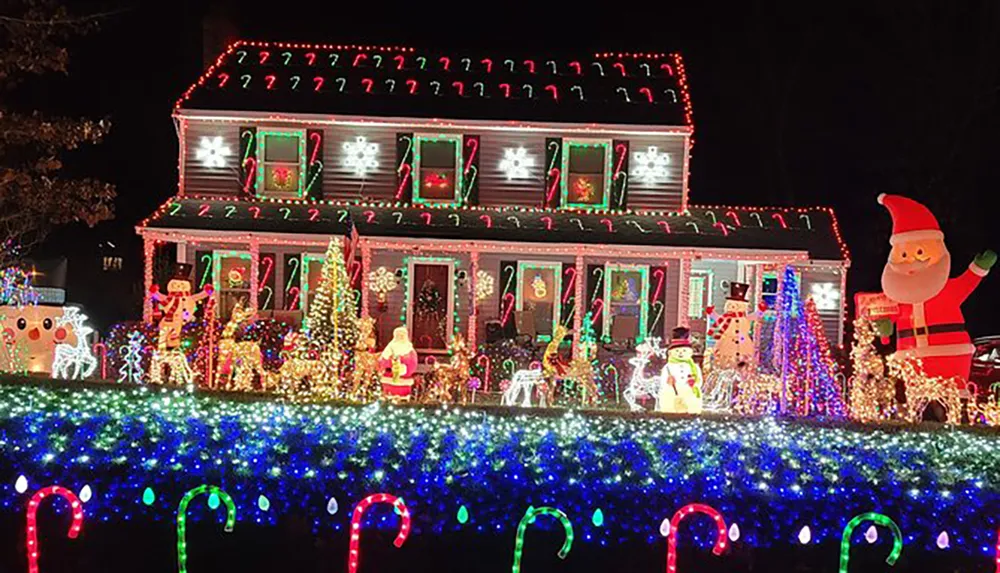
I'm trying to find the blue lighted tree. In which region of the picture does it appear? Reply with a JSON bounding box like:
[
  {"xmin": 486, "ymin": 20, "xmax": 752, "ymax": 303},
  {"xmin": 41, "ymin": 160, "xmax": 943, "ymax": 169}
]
[{"xmin": 770, "ymin": 265, "xmax": 846, "ymax": 417}]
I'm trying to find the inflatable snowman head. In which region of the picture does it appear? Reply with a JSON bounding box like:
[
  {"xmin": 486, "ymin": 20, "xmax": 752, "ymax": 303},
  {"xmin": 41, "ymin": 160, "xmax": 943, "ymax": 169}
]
[
  {"xmin": 0, "ymin": 305, "xmax": 77, "ymax": 373},
  {"xmin": 722, "ymin": 282, "xmax": 751, "ymax": 314}
]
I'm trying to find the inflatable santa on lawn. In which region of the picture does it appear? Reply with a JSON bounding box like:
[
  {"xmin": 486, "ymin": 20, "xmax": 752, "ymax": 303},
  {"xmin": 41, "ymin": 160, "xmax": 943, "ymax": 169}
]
[{"xmin": 877, "ymin": 194, "xmax": 996, "ymax": 385}]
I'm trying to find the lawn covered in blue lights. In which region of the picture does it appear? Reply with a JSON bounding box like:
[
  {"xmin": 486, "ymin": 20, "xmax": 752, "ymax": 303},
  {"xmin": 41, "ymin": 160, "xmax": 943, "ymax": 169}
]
[{"xmin": 1, "ymin": 377, "xmax": 999, "ymax": 556}]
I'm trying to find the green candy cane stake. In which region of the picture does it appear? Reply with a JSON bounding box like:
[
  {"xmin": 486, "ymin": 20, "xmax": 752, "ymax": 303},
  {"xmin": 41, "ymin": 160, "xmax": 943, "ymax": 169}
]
[
  {"xmin": 511, "ymin": 507, "xmax": 574, "ymax": 573},
  {"xmin": 177, "ymin": 485, "xmax": 236, "ymax": 573},
  {"xmin": 839, "ymin": 512, "xmax": 902, "ymax": 573}
]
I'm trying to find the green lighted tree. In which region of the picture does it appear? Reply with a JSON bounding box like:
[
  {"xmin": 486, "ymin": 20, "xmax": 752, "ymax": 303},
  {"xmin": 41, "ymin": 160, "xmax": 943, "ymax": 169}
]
[
  {"xmin": 304, "ymin": 237, "xmax": 358, "ymax": 384},
  {"xmin": 0, "ymin": 0, "xmax": 116, "ymax": 267}
]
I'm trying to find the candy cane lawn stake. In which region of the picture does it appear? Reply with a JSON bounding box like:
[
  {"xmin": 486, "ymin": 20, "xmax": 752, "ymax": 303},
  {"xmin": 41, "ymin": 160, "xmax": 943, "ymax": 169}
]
[
  {"xmin": 349, "ymin": 493, "xmax": 411, "ymax": 573},
  {"xmin": 177, "ymin": 485, "xmax": 236, "ymax": 573},
  {"xmin": 994, "ymin": 528, "xmax": 1000, "ymax": 573},
  {"xmin": 26, "ymin": 486, "xmax": 84, "ymax": 573},
  {"xmin": 838, "ymin": 512, "xmax": 902, "ymax": 573},
  {"xmin": 512, "ymin": 506, "xmax": 574, "ymax": 573},
  {"xmin": 665, "ymin": 503, "xmax": 728, "ymax": 573}
]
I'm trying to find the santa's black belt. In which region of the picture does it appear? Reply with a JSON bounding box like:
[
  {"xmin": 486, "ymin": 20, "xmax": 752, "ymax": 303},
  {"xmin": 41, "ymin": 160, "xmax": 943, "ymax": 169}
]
[{"xmin": 898, "ymin": 323, "xmax": 966, "ymax": 338}]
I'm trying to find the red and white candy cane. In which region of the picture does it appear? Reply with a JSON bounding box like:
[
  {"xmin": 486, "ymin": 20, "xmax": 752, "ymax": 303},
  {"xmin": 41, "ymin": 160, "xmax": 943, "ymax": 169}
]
[
  {"xmin": 476, "ymin": 354, "xmax": 491, "ymax": 391},
  {"xmin": 348, "ymin": 493, "xmax": 411, "ymax": 573},
  {"xmin": 665, "ymin": 503, "xmax": 728, "ymax": 573},
  {"xmin": 26, "ymin": 486, "xmax": 84, "ymax": 573}
]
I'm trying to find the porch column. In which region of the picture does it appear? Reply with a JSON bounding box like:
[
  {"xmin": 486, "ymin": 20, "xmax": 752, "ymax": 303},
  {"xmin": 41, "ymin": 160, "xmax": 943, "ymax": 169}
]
[
  {"xmin": 360, "ymin": 242, "xmax": 372, "ymax": 318},
  {"xmin": 677, "ymin": 257, "xmax": 692, "ymax": 327},
  {"xmin": 249, "ymin": 238, "xmax": 260, "ymax": 312},
  {"xmin": 142, "ymin": 236, "xmax": 155, "ymax": 323},
  {"xmin": 837, "ymin": 264, "xmax": 848, "ymax": 346},
  {"xmin": 573, "ymin": 254, "xmax": 584, "ymax": 358},
  {"xmin": 468, "ymin": 250, "xmax": 479, "ymax": 349}
]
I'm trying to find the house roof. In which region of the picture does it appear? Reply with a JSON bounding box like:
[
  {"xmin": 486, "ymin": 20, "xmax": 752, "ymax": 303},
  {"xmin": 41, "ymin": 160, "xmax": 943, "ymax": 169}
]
[
  {"xmin": 140, "ymin": 197, "xmax": 850, "ymax": 262},
  {"xmin": 175, "ymin": 41, "xmax": 694, "ymax": 129}
]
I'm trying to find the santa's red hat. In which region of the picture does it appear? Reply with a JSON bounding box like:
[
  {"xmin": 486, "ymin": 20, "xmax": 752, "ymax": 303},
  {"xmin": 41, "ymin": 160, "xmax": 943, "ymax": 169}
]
[{"xmin": 877, "ymin": 194, "xmax": 944, "ymax": 246}]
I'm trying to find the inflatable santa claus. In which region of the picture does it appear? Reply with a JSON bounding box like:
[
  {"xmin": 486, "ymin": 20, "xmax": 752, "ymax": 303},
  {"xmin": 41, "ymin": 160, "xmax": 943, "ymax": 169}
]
[{"xmin": 876, "ymin": 194, "xmax": 996, "ymax": 385}]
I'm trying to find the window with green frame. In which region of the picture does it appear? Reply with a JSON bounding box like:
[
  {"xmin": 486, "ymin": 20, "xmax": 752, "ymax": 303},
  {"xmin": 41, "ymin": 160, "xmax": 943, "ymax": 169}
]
[
  {"xmin": 299, "ymin": 253, "xmax": 326, "ymax": 317},
  {"xmin": 561, "ymin": 140, "xmax": 612, "ymax": 210},
  {"xmin": 603, "ymin": 263, "xmax": 649, "ymax": 342},
  {"xmin": 413, "ymin": 134, "xmax": 463, "ymax": 206},
  {"xmin": 212, "ymin": 251, "xmax": 252, "ymax": 318},
  {"xmin": 257, "ymin": 130, "xmax": 306, "ymax": 198},
  {"xmin": 515, "ymin": 261, "xmax": 562, "ymax": 341}
]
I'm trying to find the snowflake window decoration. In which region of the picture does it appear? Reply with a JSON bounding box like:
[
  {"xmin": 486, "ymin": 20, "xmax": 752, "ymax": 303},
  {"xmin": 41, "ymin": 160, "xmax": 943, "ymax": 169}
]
[
  {"xmin": 368, "ymin": 266, "xmax": 398, "ymax": 303},
  {"xmin": 343, "ymin": 136, "xmax": 380, "ymax": 176},
  {"xmin": 474, "ymin": 270, "xmax": 495, "ymax": 305},
  {"xmin": 631, "ymin": 146, "xmax": 670, "ymax": 184},
  {"xmin": 810, "ymin": 282, "xmax": 840, "ymax": 311},
  {"xmin": 498, "ymin": 147, "xmax": 535, "ymax": 180},
  {"xmin": 195, "ymin": 136, "xmax": 232, "ymax": 169}
]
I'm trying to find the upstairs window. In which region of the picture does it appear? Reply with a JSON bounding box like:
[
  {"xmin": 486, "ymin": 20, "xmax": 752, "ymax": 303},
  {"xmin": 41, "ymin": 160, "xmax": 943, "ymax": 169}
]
[
  {"xmin": 562, "ymin": 140, "xmax": 612, "ymax": 210},
  {"xmin": 257, "ymin": 130, "xmax": 306, "ymax": 198},
  {"xmin": 414, "ymin": 134, "xmax": 463, "ymax": 206}
]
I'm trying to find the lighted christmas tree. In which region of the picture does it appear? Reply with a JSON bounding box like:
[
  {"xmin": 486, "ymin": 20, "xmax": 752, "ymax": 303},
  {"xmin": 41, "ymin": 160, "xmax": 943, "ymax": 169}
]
[
  {"xmin": 118, "ymin": 331, "xmax": 146, "ymax": 384},
  {"xmin": 304, "ymin": 237, "xmax": 359, "ymax": 386},
  {"xmin": 771, "ymin": 265, "xmax": 846, "ymax": 418}
]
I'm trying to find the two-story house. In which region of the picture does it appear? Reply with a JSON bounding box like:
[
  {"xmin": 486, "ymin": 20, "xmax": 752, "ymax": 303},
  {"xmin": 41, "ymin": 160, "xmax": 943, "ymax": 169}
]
[{"xmin": 137, "ymin": 41, "xmax": 849, "ymax": 357}]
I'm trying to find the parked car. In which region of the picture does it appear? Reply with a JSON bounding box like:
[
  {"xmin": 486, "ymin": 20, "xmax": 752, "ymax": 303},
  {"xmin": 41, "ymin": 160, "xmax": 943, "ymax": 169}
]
[{"xmin": 970, "ymin": 336, "xmax": 1000, "ymax": 394}]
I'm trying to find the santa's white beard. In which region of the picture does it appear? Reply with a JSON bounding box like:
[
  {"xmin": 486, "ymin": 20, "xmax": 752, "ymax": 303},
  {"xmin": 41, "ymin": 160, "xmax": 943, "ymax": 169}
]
[{"xmin": 881, "ymin": 250, "xmax": 951, "ymax": 304}]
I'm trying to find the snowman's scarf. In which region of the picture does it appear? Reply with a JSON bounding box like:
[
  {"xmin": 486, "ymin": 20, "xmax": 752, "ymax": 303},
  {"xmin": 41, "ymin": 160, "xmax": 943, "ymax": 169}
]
[
  {"xmin": 667, "ymin": 353, "xmax": 703, "ymax": 388},
  {"xmin": 706, "ymin": 311, "xmax": 748, "ymax": 341}
]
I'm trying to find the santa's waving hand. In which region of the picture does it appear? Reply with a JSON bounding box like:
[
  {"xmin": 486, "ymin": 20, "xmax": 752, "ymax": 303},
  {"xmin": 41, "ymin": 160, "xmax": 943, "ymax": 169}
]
[{"xmin": 876, "ymin": 194, "xmax": 996, "ymax": 385}]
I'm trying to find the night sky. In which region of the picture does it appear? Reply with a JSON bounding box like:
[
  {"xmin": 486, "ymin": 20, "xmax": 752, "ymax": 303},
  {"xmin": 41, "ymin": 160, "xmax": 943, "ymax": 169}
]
[{"xmin": 29, "ymin": 1, "xmax": 1000, "ymax": 333}]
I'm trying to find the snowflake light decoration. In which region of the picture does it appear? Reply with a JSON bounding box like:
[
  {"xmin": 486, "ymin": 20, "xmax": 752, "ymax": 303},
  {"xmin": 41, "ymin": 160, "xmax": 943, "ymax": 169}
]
[
  {"xmin": 810, "ymin": 282, "xmax": 841, "ymax": 311},
  {"xmin": 343, "ymin": 136, "xmax": 380, "ymax": 176},
  {"xmin": 475, "ymin": 270, "xmax": 495, "ymax": 305},
  {"xmin": 498, "ymin": 147, "xmax": 535, "ymax": 180},
  {"xmin": 631, "ymin": 146, "xmax": 670, "ymax": 184},
  {"xmin": 195, "ymin": 136, "xmax": 232, "ymax": 168},
  {"xmin": 368, "ymin": 266, "xmax": 398, "ymax": 303}
]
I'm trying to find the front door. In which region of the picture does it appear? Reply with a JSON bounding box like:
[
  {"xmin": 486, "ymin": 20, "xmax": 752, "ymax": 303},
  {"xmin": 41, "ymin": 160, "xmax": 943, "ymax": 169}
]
[{"xmin": 407, "ymin": 259, "xmax": 455, "ymax": 353}]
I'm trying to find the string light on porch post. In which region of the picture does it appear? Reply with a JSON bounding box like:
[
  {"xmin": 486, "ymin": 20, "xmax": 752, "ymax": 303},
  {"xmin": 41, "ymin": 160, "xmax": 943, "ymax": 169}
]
[
  {"xmin": 573, "ymin": 254, "xmax": 584, "ymax": 357},
  {"xmin": 249, "ymin": 238, "xmax": 260, "ymax": 312},
  {"xmin": 468, "ymin": 250, "xmax": 480, "ymax": 350},
  {"xmin": 143, "ymin": 237, "xmax": 155, "ymax": 323},
  {"xmin": 360, "ymin": 242, "xmax": 372, "ymax": 318}
]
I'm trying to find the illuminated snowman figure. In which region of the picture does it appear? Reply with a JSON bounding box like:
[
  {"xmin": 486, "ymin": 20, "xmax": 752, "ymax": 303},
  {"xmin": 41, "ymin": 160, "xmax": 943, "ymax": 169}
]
[
  {"xmin": 705, "ymin": 282, "xmax": 764, "ymax": 371},
  {"xmin": 148, "ymin": 263, "xmax": 213, "ymax": 351},
  {"xmin": 658, "ymin": 327, "xmax": 703, "ymax": 414}
]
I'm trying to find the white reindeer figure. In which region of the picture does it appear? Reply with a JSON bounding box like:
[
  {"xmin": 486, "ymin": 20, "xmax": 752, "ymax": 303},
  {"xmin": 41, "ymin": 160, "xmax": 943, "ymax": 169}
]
[
  {"xmin": 501, "ymin": 368, "xmax": 547, "ymax": 408},
  {"xmin": 623, "ymin": 338, "xmax": 665, "ymax": 411},
  {"xmin": 52, "ymin": 308, "xmax": 98, "ymax": 380}
]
